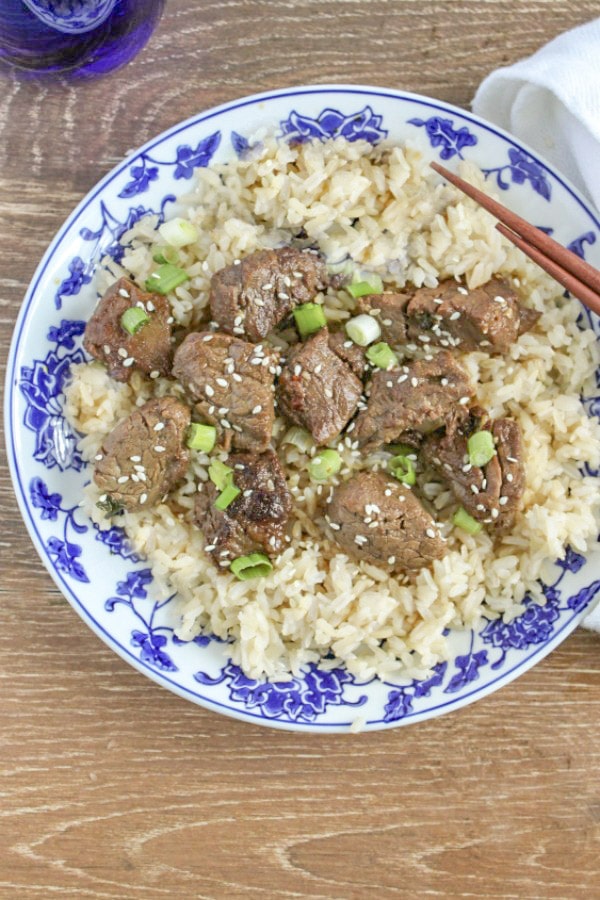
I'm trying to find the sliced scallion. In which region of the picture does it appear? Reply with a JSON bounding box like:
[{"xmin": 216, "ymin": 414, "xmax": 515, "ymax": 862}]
[
  {"xmin": 293, "ymin": 302, "xmax": 327, "ymax": 338},
  {"xmin": 389, "ymin": 454, "xmax": 416, "ymax": 486},
  {"xmin": 308, "ymin": 449, "xmax": 342, "ymax": 482},
  {"xmin": 366, "ymin": 341, "xmax": 398, "ymax": 370},
  {"xmin": 344, "ymin": 314, "xmax": 381, "ymax": 346},
  {"xmin": 282, "ymin": 426, "xmax": 314, "ymax": 453},
  {"xmin": 453, "ymin": 506, "xmax": 482, "ymax": 535},
  {"xmin": 152, "ymin": 245, "xmax": 180, "ymax": 265},
  {"xmin": 208, "ymin": 459, "xmax": 234, "ymax": 490},
  {"xmin": 186, "ymin": 423, "xmax": 217, "ymax": 453},
  {"xmin": 230, "ymin": 552, "xmax": 273, "ymax": 580},
  {"xmin": 95, "ymin": 495, "xmax": 124, "ymax": 517},
  {"xmin": 467, "ymin": 430, "xmax": 496, "ymax": 468},
  {"xmin": 145, "ymin": 263, "xmax": 189, "ymax": 295},
  {"xmin": 347, "ymin": 274, "xmax": 384, "ymax": 298},
  {"xmin": 158, "ymin": 216, "xmax": 198, "ymax": 248},
  {"xmin": 120, "ymin": 306, "xmax": 150, "ymax": 335},
  {"xmin": 214, "ymin": 483, "xmax": 241, "ymax": 511}
]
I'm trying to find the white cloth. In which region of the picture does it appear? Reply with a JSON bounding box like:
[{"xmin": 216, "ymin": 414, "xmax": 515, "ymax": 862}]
[{"xmin": 473, "ymin": 18, "xmax": 600, "ymax": 632}]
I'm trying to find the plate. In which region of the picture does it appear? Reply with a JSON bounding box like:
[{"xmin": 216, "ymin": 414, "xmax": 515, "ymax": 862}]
[{"xmin": 6, "ymin": 85, "xmax": 600, "ymax": 732}]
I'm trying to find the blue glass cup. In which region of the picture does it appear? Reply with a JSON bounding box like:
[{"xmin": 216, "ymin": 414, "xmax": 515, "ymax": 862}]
[{"xmin": 0, "ymin": 0, "xmax": 165, "ymax": 78}]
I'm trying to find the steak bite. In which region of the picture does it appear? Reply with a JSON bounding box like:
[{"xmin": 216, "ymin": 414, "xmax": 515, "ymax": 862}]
[
  {"xmin": 405, "ymin": 277, "xmax": 540, "ymax": 353},
  {"xmin": 327, "ymin": 330, "xmax": 367, "ymax": 378},
  {"xmin": 209, "ymin": 246, "xmax": 329, "ymax": 342},
  {"xmin": 326, "ymin": 471, "xmax": 446, "ymax": 572},
  {"xmin": 357, "ymin": 292, "xmax": 411, "ymax": 345},
  {"xmin": 84, "ymin": 277, "xmax": 173, "ymax": 382},
  {"xmin": 94, "ymin": 397, "xmax": 191, "ymax": 512},
  {"xmin": 277, "ymin": 328, "xmax": 363, "ymax": 445},
  {"xmin": 354, "ymin": 350, "xmax": 473, "ymax": 452},
  {"xmin": 172, "ymin": 332, "xmax": 277, "ymax": 453},
  {"xmin": 195, "ymin": 450, "xmax": 292, "ymax": 565},
  {"xmin": 421, "ymin": 407, "xmax": 525, "ymax": 533}
]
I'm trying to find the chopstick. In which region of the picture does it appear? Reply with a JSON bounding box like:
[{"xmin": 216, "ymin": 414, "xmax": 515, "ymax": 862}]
[{"xmin": 430, "ymin": 160, "xmax": 600, "ymax": 317}]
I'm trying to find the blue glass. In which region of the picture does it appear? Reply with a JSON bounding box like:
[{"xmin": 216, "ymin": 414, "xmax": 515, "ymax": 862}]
[{"xmin": 0, "ymin": 0, "xmax": 165, "ymax": 78}]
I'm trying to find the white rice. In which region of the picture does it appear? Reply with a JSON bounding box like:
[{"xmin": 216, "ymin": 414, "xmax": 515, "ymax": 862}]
[{"xmin": 64, "ymin": 137, "xmax": 600, "ymax": 682}]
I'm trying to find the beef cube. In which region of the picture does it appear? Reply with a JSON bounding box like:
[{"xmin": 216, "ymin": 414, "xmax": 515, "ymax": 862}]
[
  {"xmin": 277, "ymin": 328, "xmax": 363, "ymax": 445},
  {"xmin": 209, "ymin": 246, "xmax": 329, "ymax": 342},
  {"xmin": 354, "ymin": 350, "xmax": 473, "ymax": 452},
  {"xmin": 84, "ymin": 277, "xmax": 172, "ymax": 382},
  {"xmin": 94, "ymin": 397, "xmax": 190, "ymax": 512},
  {"xmin": 328, "ymin": 330, "xmax": 367, "ymax": 378},
  {"xmin": 195, "ymin": 450, "xmax": 292, "ymax": 565},
  {"xmin": 421, "ymin": 407, "xmax": 525, "ymax": 533},
  {"xmin": 357, "ymin": 292, "xmax": 410, "ymax": 345},
  {"xmin": 406, "ymin": 278, "xmax": 540, "ymax": 353},
  {"xmin": 326, "ymin": 471, "xmax": 445, "ymax": 572},
  {"xmin": 172, "ymin": 332, "xmax": 277, "ymax": 453}
]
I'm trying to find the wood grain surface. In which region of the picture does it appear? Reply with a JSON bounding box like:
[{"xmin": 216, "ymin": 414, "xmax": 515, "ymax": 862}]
[{"xmin": 1, "ymin": 1, "xmax": 600, "ymax": 897}]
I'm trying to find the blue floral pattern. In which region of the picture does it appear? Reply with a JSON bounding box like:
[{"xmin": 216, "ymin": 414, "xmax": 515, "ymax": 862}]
[
  {"xmin": 195, "ymin": 663, "xmax": 368, "ymax": 724},
  {"xmin": 407, "ymin": 115, "xmax": 477, "ymax": 160},
  {"xmin": 483, "ymin": 148, "xmax": 551, "ymax": 200},
  {"xmin": 29, "ymin": 477, "xmax": 89, "ymax": 582},
  {"xmin": 280, "ymin": 106, "xmax": 387, "ymax": 144},
  {"xmin": 118, "ymin": 132, "xmax": 221, "ymax": 198},
  {"xmin": 105, "ymin": 570, "xmax": 178, "ymax": 672},
  {"xmin": 19, "ymin": 320, "xmax": 86, "ymax": 471}
]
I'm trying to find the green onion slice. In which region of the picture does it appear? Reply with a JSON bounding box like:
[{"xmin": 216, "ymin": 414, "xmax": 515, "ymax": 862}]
[
  {"xmin": 214, "ymin": 483, "xmax": 241, "ymax": 511},
  {"xmin": 152, "ymin": 245, "xmax": 180, "ymax": 265},
  {"xmin": 467, "ymin": 430, "xmax": 496, "ymax": 468},
  {"xmin": 366, "ymin": 341, "xmax": 398, "ymax": 370},
  {"xmin": 344, "ymin": 314, "xmax": 381, "ymax": 346},
  {"xmin": 453, "ymin": 506, "xmax": 482, "ymax": 535},
  {"xmin": 186, "ymin": 423, "xmax": 217, "ymax": 453},
  {"xmin": 145, "ymin": 263, "xmax": 189, "ymax": 295},
  {"xmin": 308, "ymin": 449, "xmax": 342, "ymax": 482},
  {"xmin": 389, "ymin": 454, "xmax": 416, "ymax": 486},
  {"xmin": 293, "ymin": 302, "xmax": 327, "ymax": 338},
  {"xmin": 347, "ymin": 274, "xmax": 384, "ymax": 298},
  {"xmin": 208, "ymin": 459, "xmax": 234, "ymax": 490},
  {"xmin": 120, "ymin": 306, "xmax": 150, "ymax": 335},
  {"xmin": 158, "ymin": 216, "xmax": 198, "ymax": 248},
  {"xmin": 95, "ymin": 495, "xmax": 124, "ymax": 517},
  {"xmin": 282, "ymin": 426, "xmax": 314, "ymax": 453},
  {"xmin": 230, "ymin": 552, "xmax": 273, "ymax": 580}
]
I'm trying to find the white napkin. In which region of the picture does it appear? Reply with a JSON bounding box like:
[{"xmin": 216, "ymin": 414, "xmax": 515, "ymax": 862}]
[{"xmin": 473, "ymin": 18, "xmax": 600, "ymax": 632}]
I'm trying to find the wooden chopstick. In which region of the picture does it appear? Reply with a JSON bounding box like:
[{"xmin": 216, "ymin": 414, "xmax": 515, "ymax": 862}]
[{"xmin": 430, "ymin": 160, "xmax": 600, "ymax": 315}]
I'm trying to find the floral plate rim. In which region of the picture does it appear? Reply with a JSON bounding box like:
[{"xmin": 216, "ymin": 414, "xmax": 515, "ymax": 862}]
[{"xmin": 5, "ymin": 84, "xmax": 600, "ymax": 732}]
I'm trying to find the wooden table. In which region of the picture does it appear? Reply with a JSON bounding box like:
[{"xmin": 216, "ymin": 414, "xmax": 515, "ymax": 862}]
[{"xmin": 1, "ymin": 2, "xmax": 599, "ymax": 897}]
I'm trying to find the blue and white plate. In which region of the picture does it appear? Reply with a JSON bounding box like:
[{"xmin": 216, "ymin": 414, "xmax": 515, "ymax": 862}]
[{"xmin": 6, "ymin": 85, "xmax": 600, "ymax": 732}]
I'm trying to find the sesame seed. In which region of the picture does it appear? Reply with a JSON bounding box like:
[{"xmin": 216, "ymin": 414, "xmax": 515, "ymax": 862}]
[
  {"xmin": 250, "ymin": 357, "xmax": 263, "ymax": 366},
  {"xmin": 507, "ymin": 456, "xmax": 518, "ymax": 463},
  {"xmin": 233, "ymin": 259, "xmax": 241, "ymax": 266},
  {"xmin": 462, "ymin": 463, "xmax": 472, "ymax": 473},
  {"xmin": 411, "ymin": 377, "xmax": 419, "ymax": 387},
  {"xmin": 382, "ymin": 318, "xmax": 393, "ymax": 326},
  {"xmin": 118, "ymin": 288, "xmax": 130, "ymax": 298},
  {"xmin": 233, "ymin": 326, "xmax": 245, "ymax": 335},
  {"xmin": 99, "ymin": 494, "xmax": 107, "ymax": 502},
  {"xmin": 397, "ymin": 374, "xmax": 408, "ymax": 384},
  {"xmin": 499, "ymin": 496, "xmax": 509, "ymax": 506},
  {"xmin": 440, "ymin": 378, "xmax": 449, "ymax": 386},
  {"xmin": 202, "ymin": 334, "xmax": 213, "ymax": 342},
  {"xmin": 278, "ymin": 292, "xmax": 290, "ymax": 301},
  {"xmin": 449, "ymin": 311, "xmax": 461, "ymax": 321},
  {"xmin": 117, "ymin": 347, "xmax": 128, "ymax": 358},
  {"xmin": 216, "ymin": 378, "xmax": 228, "ymax": 388},
  {"xmin": 384, "ymin": 489, "xmax": 392, "ymax": 497},
  {"xmin": 167, "ymin": 317, "xmax": 174, "ymax": 325},
  {"xmin": 131, "ymin": 474, "xmax": 139, "ymax": 482},
  {"xmin": 426, "ymin": 528, "xmax": 436, "ymax": 538},
  {"xmin": 494, "ymin": 295, "xmax": 507, "ymax": 304},
  {"xmin": 205, "ymin": 385, "xmax": 215, "ymax": 397},
  {"xmin": 262, "ymin": 283, "xmax": 273, "ymax": 291},
  {"xmin": 330, "ymin": 522, "xmax": 341, "ymax": 531},
  {"xmin": 154, "ymin": 445, "xmax": 165, "ymax": 453},
  {"xmin": 221, "ymin": 419, "xmax": 231, "ymax": 429},
  {"xmin": 150, "ymin": 370, "xmax": 160, "ymax": 379},
  {"xmin": 208, "ymin": 406, "xmax": 215, "ymax": 414},
  {"xmin": 146, "ymin": 300, "xmax": 155, "ymax": 312},
  {"xmin": 252, "ymin": 404, "xmax": 262, "ymax": 414},
  {"xmin": 457, "ymin": 287, "xmax": 469, "ymax": 295},
  {"xmin": 94, "ymin": 453, "xmax": 103, "ymax": 461},
  {"xmin": 139, "ymin": 493, "xmax": 148, "ymax": 504},
  {"xmin": 154, "ymin": 422, "xmax": 165, "ymax": 431},
  {"xmin": 294, "ymin": 364, "xmax": 302, "ymax": 376},
  {"xmin": 122, "ymin": 357, "xmax": 135, "ymax": 367},
  {"xmin": 233, "ymin": 373, "xmax": 243, "ymax": 382},
  {"xmin": 355, "ymin": 534, "xmax": 368, "ymax": 545},
  {"xmin": 218, "ymin": 407, "xmax": 229, "ymax": 415},
  {"xmin": 470, "ymin": 484, "xmax": 479, "ymax": 494},
  {"xmin": 324, "ymin": 388, "xmax": 333, "ymax": 399},
  {"xmin": 204, "ymin": 544, "xmax": 216, "ymax": 552},
  {"xmin": 283, "ymin": 276, "xmax": 292, "ymax": 287},
  {"xmin": 103, "ymin": 344, "xmax": 111, "ymax": 355},
  {"xmin": 418, "ymin": 334, "xmax": 431, "ymax": 343},
  {"xmin": 133, "ymin": 464, "xmax": 145, "ymax": 473},
  {"xmin": 459, "ymin": 396, "xmax": 470, "ymax": 405},
  {"xmin": 314, "ymin": 364, "xmax": 323, "ymax": 374},
  {"xmin": 243, "ymin": 489, "xmax": 253, "ymax": 497},
  {"xmin": 506, "ymin": 473, "xmax": 514, "ymax": 483},
  {"xmin": 117, "ymin": 475, "xmax": 129, "ymax": 484},
  {"xmin": 267, "ymin": 478, "xmax": 275, "ymax": 490},
  {"xmin": 343, "ymin": 341, "xmax": 353, "ymax": 348},
  {"xmin": 481, "ymin": 478, "xmax": 487, "ymax": 489},
  {"xmin": 476, "ymin": 504, "xmax": 485, "ymax": 511},
  {"xmin": 491, "ymin": 508, "xmax": 499, "ymax": 519}
]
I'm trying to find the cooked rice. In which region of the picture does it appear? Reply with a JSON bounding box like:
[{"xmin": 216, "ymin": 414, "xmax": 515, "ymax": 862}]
[{"xmin": 64, "ymin": 137, "xmax": 600, "ymax": 681}]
